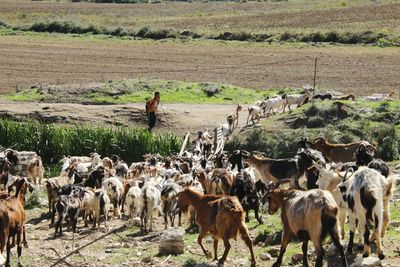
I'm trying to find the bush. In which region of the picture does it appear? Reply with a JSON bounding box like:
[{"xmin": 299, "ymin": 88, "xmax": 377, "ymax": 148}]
[
  {"xmin": 0, "ymin": 119, "xmax": 181, "ymax": 165},
  {"xmin": 25, "ymin": 189, "xmax": 44, "ymax": 210},
  {"xmin": 306, "ymin": 116, "xmax": 325, "ymax": 128}
]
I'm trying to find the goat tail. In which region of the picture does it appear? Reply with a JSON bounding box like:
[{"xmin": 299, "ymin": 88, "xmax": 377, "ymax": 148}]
[{"xmin": 320, "ymin": 206, "xmax": 338, "ymax": 240}]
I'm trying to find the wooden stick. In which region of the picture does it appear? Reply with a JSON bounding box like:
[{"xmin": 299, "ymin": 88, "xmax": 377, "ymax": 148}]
[
  {"xmin": 179, "ymin": 132, "xmax": 190, "ymax": 156},
  {"xmin": 50, "ymin": 225, "xmax": 127, "ymax": 267}
]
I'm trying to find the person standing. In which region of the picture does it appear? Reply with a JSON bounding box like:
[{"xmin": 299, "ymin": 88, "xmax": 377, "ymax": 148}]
[{"xmin": 146, "ymin": 92, "xmax": 160, "ymax": 131}]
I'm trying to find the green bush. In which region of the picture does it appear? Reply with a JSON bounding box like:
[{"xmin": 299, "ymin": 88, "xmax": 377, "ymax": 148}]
[
  {"xmin": 306, "ymin": 116, "xmax": 325, "ymax": 128},
  {"xmin": 25, "ymin": 189, "xmax": 44, "ymax": 210},
  {"xmin": 0, "ymin": 119, "xmax": 181, "ymax": 165}
]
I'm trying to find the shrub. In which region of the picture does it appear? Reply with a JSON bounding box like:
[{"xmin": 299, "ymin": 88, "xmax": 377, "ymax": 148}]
[
  {"xmin": 306, "ymin": 116, "xmax": 325, "ymax": 128},
  {"xmin": 25, "ymin": 189, "xmax": 44, "ymax": 210}
]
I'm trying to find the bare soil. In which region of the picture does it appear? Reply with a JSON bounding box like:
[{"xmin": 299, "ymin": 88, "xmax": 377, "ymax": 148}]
[
  {"xmin": 0, "ymin": 100, "xmax": 248, "ymax": 135},
  {"xmin": 0, "ymin": 35, "xmax": 399, "ymax": 95}
]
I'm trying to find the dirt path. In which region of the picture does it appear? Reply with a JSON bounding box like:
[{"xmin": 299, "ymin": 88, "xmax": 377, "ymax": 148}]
[
  {"xmin": 0, "ymin": 100, "xmax": 248, "ymax": 134},
  {"xmin": 1, "ymin": 35, "xmax": 399, "ymax": 95}
]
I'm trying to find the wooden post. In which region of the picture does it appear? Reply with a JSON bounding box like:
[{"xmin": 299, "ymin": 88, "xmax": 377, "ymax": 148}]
[
  {"xmin": 178, "ymin": 132, "xmax": 190, "ymax": 156},
  {"xmin": 312, "ymin": 57, "xmax": 318, "ymax": 100}
]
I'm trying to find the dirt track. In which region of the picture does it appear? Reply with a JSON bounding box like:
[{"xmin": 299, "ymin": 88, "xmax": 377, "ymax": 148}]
[
  {"xmin": 1, "ymin": 35, "xmax": 399, "ymax": 94},
  {"xmin": 0, "ymin": 100, "xmax": 248, "ymax": 135}
]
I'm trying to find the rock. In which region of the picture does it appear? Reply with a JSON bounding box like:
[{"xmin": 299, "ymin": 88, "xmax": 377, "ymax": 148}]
[
  {"xmin": 205, "ymin": 86, "xmax": 219, "ymax": 97},
  {"xmin": 260, "ymin": 253, "xmax": 272, "ymax": 261},
  {"xmin": 131, "ymin": 217, "xmax": 141, "ymax": 227},
  {"xmin": 267, "ymin": 246, "xmax": 280, "ymax": 257},
  {"xmin": 136, "ymin": 252, "xmax": 142, "ymax": 257},
  {"xmin": 257, "ymin": 242, "xmax": 264, "ymax": 247},
  {"xmin": 105, "ymin": 249, "xmax": 113, "ymax": 254},
  {"xmin": 291, "ymin": 253, "xmax": 303, "ymax": 263},
  {"xmin": 390, "ymin": 221, "xmax": 400, "ymax": 227},
  {"xmin": 349, "ymin": 256, "xmax": 381, "ymax": 267},
  {"xmin": 142, "ymin": 257, "xmax": 152, "ymax": 264},
  {"xmin": 122, "ymin": 242, "xmax": 130, "ymax": 248},
  {"xmin": 158, "ymin": 227, "xmax": 185, "ymax": 255}
]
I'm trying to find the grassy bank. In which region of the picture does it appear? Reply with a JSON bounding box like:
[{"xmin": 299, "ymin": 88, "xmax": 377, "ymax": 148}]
[
  {"xmin": 0, "ymin": 119, "xmax": 181, "ymax": 165},
  {"xmin": 0, "ymin": 79, "xmax": 295, "ymax": 105},
  {"xmin": 227, "ymin": 100, "xmax": 400, "ymax": 161}
]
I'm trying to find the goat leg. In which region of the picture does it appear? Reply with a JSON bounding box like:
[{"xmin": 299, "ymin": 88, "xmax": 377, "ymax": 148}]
[
  {"xmin": 218, "ymin": 239, "xmax": 231, "ymax": 266},
  {"xmin": 254, "ymin": 205, "xmax": 263, "ymax": 224},
  {"xmin": 197, "ymin": 230, "xmax": 211, "ymax": 258},
  {"xmin": 239, "ymin": 223, "xmax": 256, "ymax": 267},
  {"xmin": 329, "ymin": 225, "xmax": 348, "ymax": 267},
  {"xmin": 5, "ymin": 236, "xmax": 11, "ymax": 267},
  {"xmin": 17, "ymin": 230, "xmax": 23, "ymax": 267},
  {"xmin": 213, "ymin": 238, "xmax": 219, "ymax": 262},
  {"xmin": 301, "ymin": 240, "xmax": 309, "ymax": 267},
  {"xmin": 273, "ymin": 230, "xmax": 290, "ymax": 267},
  {"xmin": 314, "ymin": 244, "xmax": 324, "ymax": 267}
]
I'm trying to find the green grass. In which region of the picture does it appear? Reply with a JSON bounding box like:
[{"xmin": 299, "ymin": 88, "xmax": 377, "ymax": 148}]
[{"xmin": 0, "ymin": 79, "xmax": 294, "ymax": 105}]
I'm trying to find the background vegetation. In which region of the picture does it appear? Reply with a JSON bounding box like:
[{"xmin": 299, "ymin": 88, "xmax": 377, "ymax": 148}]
[
  {"xmin": 0, "ymin": 119, "xmax": 182, "ymax": 165},
  {"xmin": 1, "ymin": 0, "xmax": 399, "ymax": 45}
]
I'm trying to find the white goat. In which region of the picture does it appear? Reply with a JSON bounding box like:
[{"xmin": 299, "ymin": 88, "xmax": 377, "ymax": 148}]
[
  {"xmin": 102, "ymin": 177, "xmax": 124, "ymax": 219},
  {"xmin": 125, "ymin": 182, "xmax": 142, "ymax": 220},
  {"xmin": 283, "ymin": 90, "xmax": 311, "ymax": 111},
  {"xmin": 140, "ymin": 184, "xmax": 161, "ymax": 232},
  {"xmin": 246, "ymin": 105, "xmax": 263, "ymax": 125}
]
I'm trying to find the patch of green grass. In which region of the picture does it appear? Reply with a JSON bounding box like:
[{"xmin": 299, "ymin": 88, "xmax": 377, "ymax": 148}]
[
  {"xmin": 0, "ymin": 79, "xmax": 290, "ymax": 105},
  {"xmin": 3, "ymin": 88, "xmax": 47, "ymax": 101}
]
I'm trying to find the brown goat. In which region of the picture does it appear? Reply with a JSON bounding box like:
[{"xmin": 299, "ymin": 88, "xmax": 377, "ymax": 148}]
[
  {"xmin": 0, "ymin": 177, "xmax": 32, "ymax": 267},
  {"xmin": 207, "ymin": 168, "xmax": 233, "ymax": 195},
  {"xmin": 227, "ymin": 104, "xmax": 243, "ymax": 132},
  {"xmin": 177, "ymin": 189, "xmax": 256, "ymax": 267},
  {"xmin": 264, "ymin": 183, "xmax": 347, "ymax": 267},
  {"xmin": 311, "ymin": 137, "xmax": 376, "ymax": 163}
]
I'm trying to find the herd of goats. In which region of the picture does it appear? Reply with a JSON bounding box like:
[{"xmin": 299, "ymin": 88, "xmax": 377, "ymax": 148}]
[{"xmin": 0, "ymin": 89, "xmax": 398, "ymax": 267}]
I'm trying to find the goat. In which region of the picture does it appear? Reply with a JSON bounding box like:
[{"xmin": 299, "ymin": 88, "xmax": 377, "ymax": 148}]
[
  {"xmin": 84, "ymin": 166, "xmax": 105, "ymax": 189},
  {"xmin": 262, "ymin": 95, "xmax": 286, "ymax": 115},
  {"xmin": 102, "ymin": 177, "xmax": 123, "ymax": 219},
  {"xmin": 311, "ymin": 137, "xmax": 376, "ymax": 163},
  {"xmin": 246, "ymin": 105, "xmax": 263, "ymax": 125},
  {"xmin": 177, "ymin": 189, "xmax": 256, "ymax": 267},
  {"xmin": 230, "ymin": 170, "xmax": 263, "ymax": 224},
  {"xmin": 0, "ymin": 177, "xmax": 32, "ymax": 267},
  {"xmin": 338, "ymin": 167, "xmax": 393, "ymax": 259},
  {"xmin": 245, "ymin": 151, "xmax": 303, "ymax": 188},
  {"xmin": 125, "ymin": 182, "xmax": 142, "ymax": 220},
  {"xmin": 207, "ymin": 168, "xmax": 233, "ymax": 195},
  {"xmin": 314, "ymin": 93, "xmax": 333, "ymax": 101},
  {"xmin": 336, "ymin": 94, "xmax": 356, "ymax": 101},
  {"xmin": 282, "ymin": 90, "xmax": 311, "ymax": 112},
  {"xmin": 354, "ymin": 144, "xmax": 390, "ymax": 177},
  {"xmin": 91, "ymin": 189, "xmax": 111, "ymax": 228},
  {"xmin": 140, "ymin": 184, "xmax": 161, "ymax": 232},
  {"xmin": 27, "ymin": 155, "xmax": 44, "ymax": 185},
  {"xmin": 363, "ymin": 91, "xmax": 395, "ymax": 102},
  {"xmin": 263, "ymin": 181, "xmax": 347, "ymax": 267},
  {"xmin": 54, "ymin": 188, "xmax": 84, "ymax": 237},
  {"xmin": 227, "ymin": 104, "xmax": 243, "ymax": 132},
  {"xmin": 161, "ymin": 182, "xmax": 182, "ymax": 229},
  {"xmin": 46, "ymin": 165, "xmax": 77, "ymax": 220},
  {"xmin": 296, "ymin": 148, "xmax": 327, "ymax": 189}
]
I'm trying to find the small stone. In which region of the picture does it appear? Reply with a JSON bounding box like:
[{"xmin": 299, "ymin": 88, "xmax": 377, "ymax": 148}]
[
  {"xmin": 136, "ymin": 252, "xmax": 142, "ymax": 257},
  {"xmin": 260, "ymin": 253, "xmax": 272, "ymax": 261},
  {"xmin": 349, "ymin": 256, "xmax": 381, "ymax": 267},
  {"xmin": 105, "ymin": 249, "xmax": 113, "ymax": 254},
  {"xmin": 123, "ymin": 242, "xmax": 130, "ymax": 248},
  {"xmin": 267, "ymin": 246, "xmax": 280, "ymax": 257},
  {"xmin": 131, "ymin": 217, "xmax": 141, "ymax": 227},
  {"xmin": 390, "ymin": 221, "xmax": 400, "ymax": 227},
  {"xmin": 292, "ymin": 253, "xmax": 303, "ymax": 262},
  {"xmin": 257, "ymin": 242, "xmax": 264, "ymax": 247},
  {"xmin": 142, "ymin": 257, "xmax": 152, "ymax": 264}
]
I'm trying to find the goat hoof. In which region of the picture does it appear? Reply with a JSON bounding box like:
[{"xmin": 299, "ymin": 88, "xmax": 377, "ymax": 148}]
[
  {"xmin": 217, "ymin": 259, "xmax": 225, "ymax": 267},
  {"xmin": 18, "ymin": 263, "xmax": 23, "ymax": 267},
  {"xmin": 272, "ymin": 263, "xmax": 280, "ymax": 267},
  {"xmin": 356, "ymin": 244, "xmax": 364, "ymax": 251},
  {"xmin": 346, "ymin": 247, "xmax": 353, "ymax": 255},
  {"xmin": 362, "ymin": 253, "xmax": 369, "ymax": 258},
  {"xmin": 378, "ymin": 253, "xmax": 385, "ymax": 260}
]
